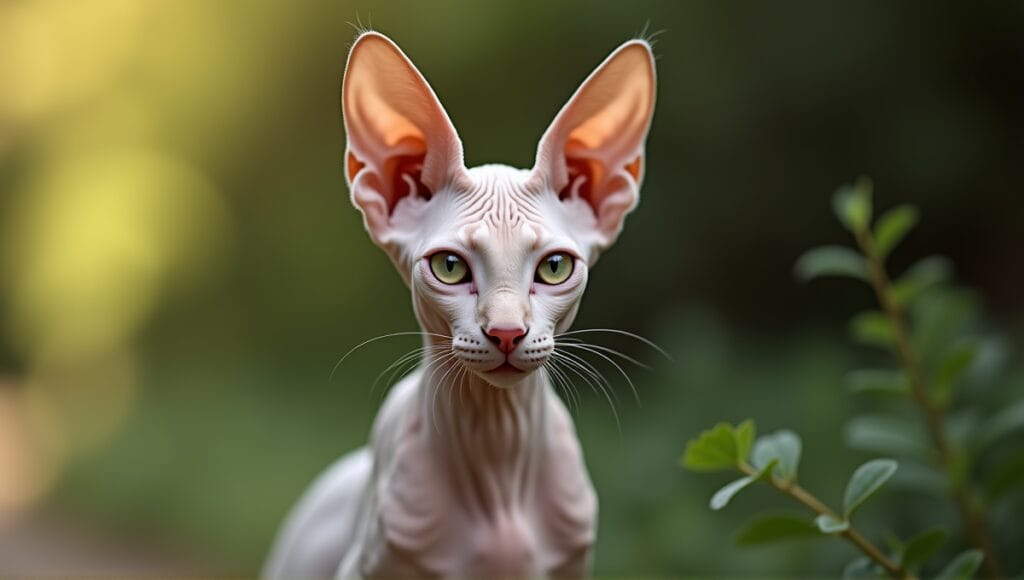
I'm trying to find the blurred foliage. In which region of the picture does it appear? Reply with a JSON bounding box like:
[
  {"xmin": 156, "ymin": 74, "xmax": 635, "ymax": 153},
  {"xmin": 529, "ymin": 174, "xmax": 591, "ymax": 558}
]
[
  {"xmin": 0, "ymin": 0, "xmax": 1022, "ymax": 575},
  {"xmin": 685, "ymin": 180, "xmax": 1024, "ymax": 577}
]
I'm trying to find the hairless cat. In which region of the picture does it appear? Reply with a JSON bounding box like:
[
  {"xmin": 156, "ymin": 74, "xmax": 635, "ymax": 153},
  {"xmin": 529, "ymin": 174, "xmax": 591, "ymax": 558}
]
[{"xmin": 264, "ymin": 31, "xmax": 656, "ymax": 578}]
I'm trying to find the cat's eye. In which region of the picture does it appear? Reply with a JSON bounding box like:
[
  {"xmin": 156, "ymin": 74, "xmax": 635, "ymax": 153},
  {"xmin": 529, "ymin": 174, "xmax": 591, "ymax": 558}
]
[
  {"xmin": 429, "ymin": 251, "xmax": 471, "ymax": 285},
  {"xmin": 535, "ymin": 252, "xmax": 575, "ymax": 285}
]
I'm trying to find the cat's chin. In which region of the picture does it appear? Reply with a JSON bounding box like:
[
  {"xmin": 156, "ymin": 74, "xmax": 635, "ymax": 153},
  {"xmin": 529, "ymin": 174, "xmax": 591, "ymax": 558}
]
[{"xmin": 478, "ymin": 362, "xmax": 533, "ymax": 389}]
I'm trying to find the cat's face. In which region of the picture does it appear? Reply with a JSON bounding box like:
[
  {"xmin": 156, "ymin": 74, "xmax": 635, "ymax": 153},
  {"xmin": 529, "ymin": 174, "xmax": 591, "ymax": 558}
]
[
  {"xmin": 342, "ymin": 33, "xmax": 656, "ymax": 388},
  {"xmin": 399, "ymin": 166, "xmax": 592, "ymax": 388}
]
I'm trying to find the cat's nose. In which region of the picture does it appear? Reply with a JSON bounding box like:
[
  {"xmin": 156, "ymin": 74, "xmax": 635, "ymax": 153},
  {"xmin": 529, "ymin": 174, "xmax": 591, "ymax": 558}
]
[{"xmin": 484, "ymin": 326, "xmax": 528, "ymax": 354}]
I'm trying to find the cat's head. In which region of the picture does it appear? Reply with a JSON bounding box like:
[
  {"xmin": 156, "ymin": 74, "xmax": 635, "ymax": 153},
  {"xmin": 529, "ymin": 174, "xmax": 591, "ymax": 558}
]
[{"xmin": 342, "ymin": 32, "xmax": 656, "ymax": 388}]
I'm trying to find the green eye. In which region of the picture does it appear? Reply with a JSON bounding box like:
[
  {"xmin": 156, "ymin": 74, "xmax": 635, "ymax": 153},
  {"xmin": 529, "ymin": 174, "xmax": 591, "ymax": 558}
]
[
  {"xmin": 429, "ymin": 252, "xmax": 471, "ymax": 284},
  {"xmin": 536, "ymin": 252, "xmax": 574, "ymax": 285}
]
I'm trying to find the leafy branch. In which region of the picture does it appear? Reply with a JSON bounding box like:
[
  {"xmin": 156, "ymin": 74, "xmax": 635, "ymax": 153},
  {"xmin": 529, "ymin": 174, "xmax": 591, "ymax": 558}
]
[
  {"xmin": 679, "ymin": 177, "xmax": 1024, "ymax": 578},
  {"xmin": 798, "ymin": 177, "xmax": 1006, "ymax": 577},
  {"xmin": 681, "ymin": 421, "xmax": 968, "ymax": 579}
]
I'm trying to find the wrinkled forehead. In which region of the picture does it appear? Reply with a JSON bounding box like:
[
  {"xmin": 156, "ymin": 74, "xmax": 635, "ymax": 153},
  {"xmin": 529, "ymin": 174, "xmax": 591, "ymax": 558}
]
[
  {"xmin": 458, "ymin": 219, "xmax": 537, "ymax": 260},
  {"xmin": 420, "ymin": 166, "xmax": 582, "ymax": 260}
]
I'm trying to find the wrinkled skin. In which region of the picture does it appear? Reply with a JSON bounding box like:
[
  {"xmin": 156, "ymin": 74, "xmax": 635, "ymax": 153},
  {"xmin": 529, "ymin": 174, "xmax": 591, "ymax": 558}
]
[{"xmin": 263, "ymin": 31, "xmax": 656, "ymax": 579}]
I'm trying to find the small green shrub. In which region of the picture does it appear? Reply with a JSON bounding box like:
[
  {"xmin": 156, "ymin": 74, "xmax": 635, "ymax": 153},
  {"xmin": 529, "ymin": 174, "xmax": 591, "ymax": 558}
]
[{"xmin": 681, "ymin": 177, "xmax": 1022, "ymax": 579}]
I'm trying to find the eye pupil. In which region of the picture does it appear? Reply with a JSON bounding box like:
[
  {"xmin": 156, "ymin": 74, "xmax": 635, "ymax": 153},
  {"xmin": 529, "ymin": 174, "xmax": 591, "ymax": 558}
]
[
  {"xmin": 429, "ymin": 252, "xmax": 471, "ymax": 285},
  {"xmin": 536, "ymin": 252, "xmax": 574, "ymax": 285}
]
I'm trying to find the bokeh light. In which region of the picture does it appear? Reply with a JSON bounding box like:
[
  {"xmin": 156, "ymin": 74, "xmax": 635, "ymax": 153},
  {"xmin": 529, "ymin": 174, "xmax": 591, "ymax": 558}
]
[{"xmin": 0, "ymin": 1, "xmax": 1021, "ymax": 576}]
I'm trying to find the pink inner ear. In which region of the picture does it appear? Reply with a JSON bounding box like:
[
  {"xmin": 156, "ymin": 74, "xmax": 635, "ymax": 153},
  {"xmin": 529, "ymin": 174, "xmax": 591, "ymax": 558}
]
[
  {"xmin": 385, "ymin": 153, "xmax": 431, "ymax": 213},
  {"xmin": 559, "ymin": 156, "xmax": 599, "ymax": 204},
  {"xmin": 348, "ymin": 145, "xmax": 432, "ymax": 216},
  {"xmin": 347, "ymin": 152, "xmax": 366, "ymax": 183},
  {"xmin": 557, "ymin": 151, "xmax": 643, "ymax": 217},
  {"xmin": 624, "ymin": 155, "xmax": 642, "ymax": 181}
]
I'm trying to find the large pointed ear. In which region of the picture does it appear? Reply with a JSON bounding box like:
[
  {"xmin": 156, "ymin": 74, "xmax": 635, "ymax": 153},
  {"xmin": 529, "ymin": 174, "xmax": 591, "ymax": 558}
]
[
  {"xmin": 342, "ymin": 32, "xmax": 467, "ymax": 248},
  {"xmin": 531, "ymin": 40, "xmax": 656, "ymax": 251}
]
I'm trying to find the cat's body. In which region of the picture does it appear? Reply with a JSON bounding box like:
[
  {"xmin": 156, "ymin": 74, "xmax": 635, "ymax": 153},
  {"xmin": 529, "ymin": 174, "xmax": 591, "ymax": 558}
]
[
  {"xmin": 264, "ymin": 32, "xmax": 655, "ymax": 578},
  {"xmin": 265, "ymin": 366, "xmax": 594, "ymax": 578}
]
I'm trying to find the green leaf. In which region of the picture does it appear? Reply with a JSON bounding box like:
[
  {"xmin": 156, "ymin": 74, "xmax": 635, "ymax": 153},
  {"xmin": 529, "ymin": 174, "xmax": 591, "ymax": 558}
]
[
  {"xmin": 832, "ymin": 176, "xmax": 874, "ymax": 233},
  {"xmin": 710, "ymin": 476, "xmax": 756, "ymax": 510},
  {"xmin": 932, "ymin": 340, "xmax": 979, "ymax": 406},
  {"xmin": 795, "ymin": 246, "xmax": 869, "ymax": 282},
  {"xmin": 844, "ymin": 414, "xmax": 930, "ymax": 458},
  {"xmin": 815, "ymin": 514, "xmax": 850, "ymax": 534},
  {"xmin": 735, "ymin": 419, "xmax": 755, "ymax": 463},
  {"xmin": 976, "ymin": 399, "xmax": 1024, "ymax": 451},
  {"xmin": 935, "ymin": 549, "xmax": 984, "ymax": 580},
  {"xmin": 910, "ymin": 288, "xmax": 978, "ymax": 361},
  {"xmin": 985, "ymin": 449, "xmax": 1024, "ymax": 500},
  {"xmin": 843, "ymin": 458, "xmax": 898, "ymax": 517},
  {"xmin": 873, "ymin": 204, "xmax": 919, "ymax": 259},
  {"xmin": 681, "ymin": 420, "xmax": 755, "ymax": 472},
  {"xmin": 964, "ymin": 337, "xmax": 1010, "ymax": 387},
  {"xmin": 901, "ymin": 527, "xmax": 949, "ymax": 570},
  {"xmin": 843, "ymin": 557, "xmax": 881, "ymax": 579},
  {"xmin": 734, "ymin": 513, "xmax": 820, "ymax": 546},
  {"xmin": 882, "ymin": 531, "xmax": 905, "ymax": 558},
  {"xmin": 849, "ymin": 311, "xmax": 896, "ymax": 349},
  {"xmin": 946, "ymin": 411, "xmax": 982, "ymax": 453},
  {"xmin": 709, "ymin": 458, "xmax": 777, "ymax": 510},
  {"xmin": 845, "ymin": 369, "xmax": 909, "ymax": 395},
  {"xmin": 752, "ymin": 430, "xmax": 802, "ymax": 480},
  {"xmin": 891, "ymin": 256, "xmax": 952, "ymax": 307}
]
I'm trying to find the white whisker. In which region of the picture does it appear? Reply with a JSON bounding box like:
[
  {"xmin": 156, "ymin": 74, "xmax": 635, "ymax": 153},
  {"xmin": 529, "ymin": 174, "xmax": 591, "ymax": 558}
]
[
  {"xmin": 543, "ymin": 365, "xmax": 565, "ymax": 411},
  {"xmin": 428, "ymin": 354, "xmax": 462, "ymax": 433},
  {"xmin": 555, "ymin": 340, "xmax": 651, "ymax": 370},
  {"xmin": 554, "ymin": 328, "xmax": 671, "ymax": 360},
  {"xmin": 551, "ymin": 351, "xmax": 621, "ymax": 433},
  {"xmin": 330, "ymin": 330, "xmax": 453, "ymax": 380},
  {"xmin": 554, "ymin": 350, "xmax": 618, "ymax": 403},
  {"xmin": 556, "ymin": 342, "xmax": 641, "ymax": 405},
  {"xmin": 553, "ymin": 363, "xmax": 579, "ymax": 413},
  {"xmin": 369, "ymin": 344, "xmax": 450, "ymax": 401}
]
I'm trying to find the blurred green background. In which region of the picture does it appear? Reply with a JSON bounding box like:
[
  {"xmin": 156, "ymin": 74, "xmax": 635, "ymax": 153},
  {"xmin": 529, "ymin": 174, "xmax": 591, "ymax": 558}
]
[{"xmin": 0, "ymin": 1, "xmax": 1022, "ymax": 576}]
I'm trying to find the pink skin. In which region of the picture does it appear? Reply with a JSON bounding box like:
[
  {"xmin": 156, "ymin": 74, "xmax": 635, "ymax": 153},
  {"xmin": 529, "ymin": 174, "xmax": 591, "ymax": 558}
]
[{"xmin": 263, "ymin": 31, "xmax": 656, "ymax": 579}]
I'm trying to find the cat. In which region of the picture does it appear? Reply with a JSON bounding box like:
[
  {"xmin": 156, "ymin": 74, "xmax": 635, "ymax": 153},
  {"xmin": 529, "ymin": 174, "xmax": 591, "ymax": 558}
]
[{"xmin": 263, "ymin": 31, "xmax": 656, "ymax": 579}]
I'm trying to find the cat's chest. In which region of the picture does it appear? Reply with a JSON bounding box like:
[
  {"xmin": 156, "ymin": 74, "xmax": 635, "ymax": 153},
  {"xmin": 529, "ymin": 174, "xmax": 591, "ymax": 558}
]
[{"xmin": 366, "ymin": 407, "xmax": 596, "ymax": 577}]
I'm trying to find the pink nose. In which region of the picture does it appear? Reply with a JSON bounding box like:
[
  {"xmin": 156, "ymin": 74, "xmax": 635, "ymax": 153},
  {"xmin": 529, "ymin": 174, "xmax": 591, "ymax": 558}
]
[{"xmin": 485, "ymin": 326, "xmax": 527, "ymax": 354}]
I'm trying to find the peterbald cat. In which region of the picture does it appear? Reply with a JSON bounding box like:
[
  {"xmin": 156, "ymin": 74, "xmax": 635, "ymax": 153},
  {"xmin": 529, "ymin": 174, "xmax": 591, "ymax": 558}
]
[{"xmin": 264, "ymin": 31, "xmax": 656, "ymax": 578}]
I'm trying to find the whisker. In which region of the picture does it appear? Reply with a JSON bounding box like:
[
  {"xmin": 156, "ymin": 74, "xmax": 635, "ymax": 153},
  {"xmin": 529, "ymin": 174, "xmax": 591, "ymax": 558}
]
[
  {"xmin": 553, "ymin": 350, "xmax": 618, "ymax": 403},
  {"xmin": 551, "ymin": 351, "xmax": 621, "ymax": 433},
  {"xmin": 368, "ymin": 348, "xmax": 422, "ymax": 401},
  {"xmin": 422, "ymin": 356, "xmax": 451, "ymax": 433},
  {"xmin": 554, "ymin": 328, "xmax": 671, "ymax": 360},
  {"xmin": 555, "ymin": 341, "xmax": 652, "ymax": 370},
  {"xmin": 543, "ymin": 364, "xmax": 567, "ymax": 412},
  {"xmin": 556, "ymin": 342, "xmax": 642, "ymax": 405},
  {"xmin": 431, "ymin": 356, "xmax": 464, "ymax": 432},
  {"xmin": 369, "ymin": 344, "xmax": 449, "ymax": 401},
  {"xmin": 445, "ymin": 356, "xmax": 472, "ymax": 414},
  {"xmin": 448, "ymin": 361, "xmax": 465, "ymax": 410},
  {"xmin": 559, "ymin": 358, "xmax": 586, "ymax": 413},
  {"xmin": 330, "ymin": 331, "xmax": 453, "ymax": 380},
  {"xmin": 458, "ymin": 364, "xmax": 467, "ymax": 407},
  {"xmin": 380, "ymin": 347, "xmax": 452, "ymax": 402},
  {"xmin": 546, "ymin": 362, "xmax": 581, "ymax": 414}
]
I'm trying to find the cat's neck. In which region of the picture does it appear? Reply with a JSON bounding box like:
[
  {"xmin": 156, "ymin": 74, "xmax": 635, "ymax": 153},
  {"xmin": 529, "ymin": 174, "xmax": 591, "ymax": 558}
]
[{"xmin": 417, "ymin": 345, "xmax": 549, "ymax": 517}]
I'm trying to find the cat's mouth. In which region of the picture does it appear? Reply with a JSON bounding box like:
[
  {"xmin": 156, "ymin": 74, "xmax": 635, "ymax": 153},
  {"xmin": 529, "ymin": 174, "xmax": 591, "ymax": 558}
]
[
  {"xmin": 479, "ymin": 360, "xmax": 531, "ymax": 388},
  {"xmin": 487, "ymin": 361, "xmax": 524, "ymax": 375}
]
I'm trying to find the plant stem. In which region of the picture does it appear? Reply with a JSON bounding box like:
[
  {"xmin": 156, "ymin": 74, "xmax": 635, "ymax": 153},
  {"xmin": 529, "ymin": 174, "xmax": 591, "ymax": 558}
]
[
  {"xmin": 738, "ymin": 462, "xmax": 912, "ymax": 579},
  {"xmin": 854, "ymin": 229, "xmax": 1004, "ymax": 579}
]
